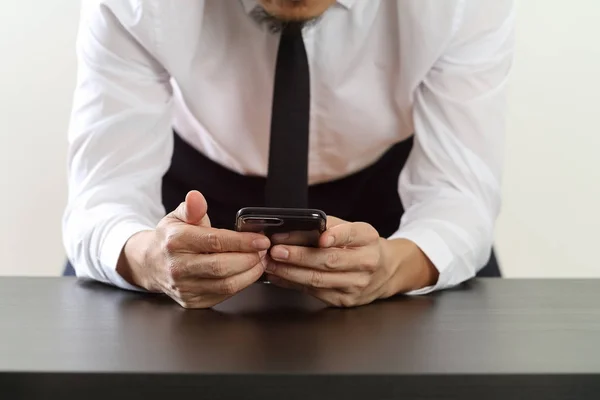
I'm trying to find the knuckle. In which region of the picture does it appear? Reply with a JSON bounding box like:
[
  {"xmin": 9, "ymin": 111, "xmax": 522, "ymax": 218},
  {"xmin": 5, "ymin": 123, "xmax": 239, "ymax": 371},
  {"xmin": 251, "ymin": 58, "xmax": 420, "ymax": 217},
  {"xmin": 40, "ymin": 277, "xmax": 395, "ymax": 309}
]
[
  {"xmin": 167, "ymin": 284, "xmax": 186, "ymax": 301},
  {"xmin": 172, "ymin": 291, "xmax": 209, "ymax": 309},
  {"xmin": 163, "ymin": 230, "xmax": 179, "ymax": 253},
  {"xmin": 354, "ymin": 275, "xmax": 370, "ymax": 291},
  {"xmin": 219, "ymin": 277, "xmax": 240, "ymax": 295},
  {"xmin": 167, "ymin": 261, "xmax": 183, "ymax": 281},
  {"xmin": 348, "ymin": 225, "xmax": 359, "ymax": 244},
  {"xmin": 246, "ymin": 253, "xmax": 261, "ymax": 269},
  {"xmin": 168, "ymin": 202, "xmax": 187, "ymax": 222},
  {"xmin": 229, "ymin": 234, "xmax": 243, "ymax": 252},
  {"xmin": 325, "ymin": 251, "xmax": 341, "ymax": 269},
  {"xmin": 309, "ymin": 270, "xmax": 324, "ymax": 288},
  {"xmin": 179, "ymin": 299, "xmax": 213, "ymax": 310},
  {"xmin": 156, "ymin": 218, "xmax": 169, "ymax": 231},
  {"xmin": 205, "ymin": 232, "xmax": 224, "ymax": 253},
  {"xmin": 207, "ymin": 255, "xmax": 226, "ymax": 277},
  {"xmin": 354, "ymin": 222, "xmax": 377, "ymax": 242},
  {"xmin": 335, "ymin": 294, "xmax": 357, "ymax": 308},
  {"xmin": 176, "ymin": 299, "xmax": 195, "ymax": 309},
  {"xmin": 290, "ymin": 248, "xmax": 309, "ymax": 265},
  {"xmin": 363, "ymin": 250, "xmax": 380, "ymax": 271},
  {"xmin": 365, "ymin": 224, "xmax": 380, "ymax": 242}
]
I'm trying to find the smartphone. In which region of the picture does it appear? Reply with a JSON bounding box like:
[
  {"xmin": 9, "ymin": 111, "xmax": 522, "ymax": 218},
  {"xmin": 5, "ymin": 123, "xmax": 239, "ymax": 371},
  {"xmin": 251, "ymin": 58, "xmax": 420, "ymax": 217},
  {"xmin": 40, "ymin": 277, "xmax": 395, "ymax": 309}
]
[
  {"xmin": 236, "ymin": 207, "xmax": 327, "ymax": 284},
  {"xmin": 235, "ymin": 207, "xmax": 327, "ymax": 247}
]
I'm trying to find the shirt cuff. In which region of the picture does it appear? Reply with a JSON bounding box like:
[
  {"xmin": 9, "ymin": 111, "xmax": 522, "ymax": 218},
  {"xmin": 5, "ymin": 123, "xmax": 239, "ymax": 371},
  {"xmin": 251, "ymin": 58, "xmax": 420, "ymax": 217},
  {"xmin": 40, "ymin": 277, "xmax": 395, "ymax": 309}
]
[
  {"xmin": 99, "ymin": 220, "xmax": 154, "ymax": 292},
  {"xmin": 388, "ymin": 226, "xmax": 456, "ymax": 295}
]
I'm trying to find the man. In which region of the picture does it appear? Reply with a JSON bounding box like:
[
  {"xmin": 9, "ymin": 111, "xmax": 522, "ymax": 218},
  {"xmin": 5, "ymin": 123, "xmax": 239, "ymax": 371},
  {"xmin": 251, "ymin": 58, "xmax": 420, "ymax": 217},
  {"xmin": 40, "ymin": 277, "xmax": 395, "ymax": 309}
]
[{"xmin": 63, "ymin": 0, "xmax": 515, "ymax": 309}]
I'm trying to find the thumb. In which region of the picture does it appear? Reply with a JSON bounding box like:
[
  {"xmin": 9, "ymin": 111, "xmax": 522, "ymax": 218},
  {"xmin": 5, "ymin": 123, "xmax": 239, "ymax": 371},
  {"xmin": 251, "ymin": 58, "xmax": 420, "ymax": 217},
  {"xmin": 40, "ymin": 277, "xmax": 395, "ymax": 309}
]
[
  {"xmin": 326, "ymin": 215, "xmax": 347, "ymax": 228},
  {"xmin": 170, "ymin": 191, "xmax": 211, "ymax": 227}
]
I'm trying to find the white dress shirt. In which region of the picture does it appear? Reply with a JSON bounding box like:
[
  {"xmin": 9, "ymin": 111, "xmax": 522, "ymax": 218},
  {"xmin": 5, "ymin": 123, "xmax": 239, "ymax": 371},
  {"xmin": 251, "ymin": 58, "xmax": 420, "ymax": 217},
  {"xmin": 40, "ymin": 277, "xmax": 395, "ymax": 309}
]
[{"xmin": 63, "ymin": 0, "xmax": 516, "ymax": 293}]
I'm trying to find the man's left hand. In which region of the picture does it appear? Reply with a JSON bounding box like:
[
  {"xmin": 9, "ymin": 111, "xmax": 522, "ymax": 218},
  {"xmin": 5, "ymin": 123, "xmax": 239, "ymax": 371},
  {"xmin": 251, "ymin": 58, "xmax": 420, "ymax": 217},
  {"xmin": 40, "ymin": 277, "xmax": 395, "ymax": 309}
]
[{"xmin": 265, "ymin": 217, "xmax": 439, "ymax": 307}]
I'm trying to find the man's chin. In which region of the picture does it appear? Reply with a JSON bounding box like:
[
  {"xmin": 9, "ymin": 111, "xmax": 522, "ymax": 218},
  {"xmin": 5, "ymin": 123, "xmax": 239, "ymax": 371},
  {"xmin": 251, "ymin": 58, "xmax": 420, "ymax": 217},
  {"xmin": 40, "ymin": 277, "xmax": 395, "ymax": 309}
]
[{"xmin": 259, "ymin": 0, "xmax": 334, "ymax": 22}]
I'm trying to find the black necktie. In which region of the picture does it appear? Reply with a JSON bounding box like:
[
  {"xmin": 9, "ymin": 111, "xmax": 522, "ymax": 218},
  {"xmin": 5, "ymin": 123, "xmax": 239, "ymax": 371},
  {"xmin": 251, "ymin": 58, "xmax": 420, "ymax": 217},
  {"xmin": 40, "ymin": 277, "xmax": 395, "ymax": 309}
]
[{"xmin": 265, "ymin": 22, "xmax": 310, "ymax": 209}]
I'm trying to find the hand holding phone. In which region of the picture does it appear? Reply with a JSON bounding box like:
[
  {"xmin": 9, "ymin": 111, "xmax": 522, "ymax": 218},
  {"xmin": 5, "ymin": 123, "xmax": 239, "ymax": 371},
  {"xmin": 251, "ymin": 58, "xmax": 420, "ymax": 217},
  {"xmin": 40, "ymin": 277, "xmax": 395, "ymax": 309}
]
[
  {"xmin": 119, "ymin": 191, "xmax": 271, "ymax": 309},
  {"xmin": 235, "ymin": 207, "xmax": 327, "ymax": 283}
]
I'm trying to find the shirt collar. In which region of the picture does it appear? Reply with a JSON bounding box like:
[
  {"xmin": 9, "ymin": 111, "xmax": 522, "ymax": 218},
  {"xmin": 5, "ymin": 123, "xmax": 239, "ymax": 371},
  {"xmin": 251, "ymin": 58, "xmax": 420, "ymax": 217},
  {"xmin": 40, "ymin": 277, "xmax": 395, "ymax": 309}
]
[{"xmin": 240, "ymin": 0, "xmax": 357, "ymax": 15}]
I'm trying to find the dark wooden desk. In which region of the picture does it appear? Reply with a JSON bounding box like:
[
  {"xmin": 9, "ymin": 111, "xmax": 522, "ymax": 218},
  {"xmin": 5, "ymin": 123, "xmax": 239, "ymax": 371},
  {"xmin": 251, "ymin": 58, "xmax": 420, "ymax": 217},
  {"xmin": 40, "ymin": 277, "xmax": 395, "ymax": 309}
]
[{"xmin": 1, "ymin": 278, "xmax": 599, "ymax": 399}]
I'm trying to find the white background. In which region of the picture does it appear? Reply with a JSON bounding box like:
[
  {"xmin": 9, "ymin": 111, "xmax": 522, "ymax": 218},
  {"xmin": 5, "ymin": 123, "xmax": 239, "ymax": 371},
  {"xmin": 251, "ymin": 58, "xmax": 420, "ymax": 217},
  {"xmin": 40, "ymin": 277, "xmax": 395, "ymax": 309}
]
[{"xmin": 0, "ymin": 0, "xmax": 599, "ymax": 278}]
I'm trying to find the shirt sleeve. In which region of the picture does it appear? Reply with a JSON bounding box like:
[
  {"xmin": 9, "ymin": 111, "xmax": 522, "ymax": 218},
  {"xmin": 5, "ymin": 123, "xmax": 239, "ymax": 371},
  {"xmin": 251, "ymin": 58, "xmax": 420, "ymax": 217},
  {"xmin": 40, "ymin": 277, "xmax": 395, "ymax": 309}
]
[
  {"xmin": 389, "ymin": 0, "xmax": 516, "ymax": 294},
  {"xmin": 62, "ymin": 1, "xmax": 174, "ymax": 291}
]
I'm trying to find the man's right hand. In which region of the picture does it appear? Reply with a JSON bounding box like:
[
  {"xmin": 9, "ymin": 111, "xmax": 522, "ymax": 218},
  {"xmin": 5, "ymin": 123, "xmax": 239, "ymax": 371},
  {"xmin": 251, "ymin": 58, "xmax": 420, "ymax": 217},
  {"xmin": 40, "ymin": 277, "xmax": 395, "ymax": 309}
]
[{"xmin": 117, "ymin": 191, "xmax": 271, "ymax": 309}]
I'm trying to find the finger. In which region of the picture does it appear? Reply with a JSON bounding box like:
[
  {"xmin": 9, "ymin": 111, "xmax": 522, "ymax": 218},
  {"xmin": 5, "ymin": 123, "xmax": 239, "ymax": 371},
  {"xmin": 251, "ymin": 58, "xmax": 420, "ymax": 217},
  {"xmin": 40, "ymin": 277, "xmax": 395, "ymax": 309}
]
[
  {"xmin": 320, "ymin": 222, "xmax": 379, "ymax": 248},
  {"xmin": 168, "ymin": 225, "xmax": 271, "ymax": 254},
  {"xmin": 266, "ymin": 261, "xmax": 368, "ymax": 291},
  {"xmin": 168, "ymin": 257, "xmax": 265, "ymax": 297},
  {"xmin": 268, "ymin": 217, "xmax": 347, "ymax": 247},
  {"xmin": 326, "ymin": 216, "xmax": 346, "ymax": 228},
  {"xmin": 173, "ymin": 252, "xmax": 266, "ymax": 280},
  {"xmin": 270, "ymin": 245, "xmax": 372, "ymax": 272},
  {"xmin": 168, "ymin": 191, "xmax": 211, "ymax": 227},
  {"xmin": 270, "ymin": 231, "xmax": 321, "ymax": 247},
  {"xmin": 199, "ymin": 261, "xmax": 266, "ymax": 296}
]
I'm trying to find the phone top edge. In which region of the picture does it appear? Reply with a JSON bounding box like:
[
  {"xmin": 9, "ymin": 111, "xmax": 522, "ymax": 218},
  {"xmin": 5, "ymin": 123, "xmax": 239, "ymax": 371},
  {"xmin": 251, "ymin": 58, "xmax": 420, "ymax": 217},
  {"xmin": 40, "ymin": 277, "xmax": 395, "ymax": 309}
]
[{"xmin": 236, "ymin": 207, "xmax": 327, "ymax": 220}]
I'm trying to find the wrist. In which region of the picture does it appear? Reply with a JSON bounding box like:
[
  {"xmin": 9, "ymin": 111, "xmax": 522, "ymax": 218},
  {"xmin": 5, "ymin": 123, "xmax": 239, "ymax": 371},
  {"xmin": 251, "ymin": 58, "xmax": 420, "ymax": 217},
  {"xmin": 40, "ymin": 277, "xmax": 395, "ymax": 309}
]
[
  {"xmin": 117, "ymin": 230, "xmax": 155, "ymax": 290},
  {"xmin": 379, "ymin": 238, "xmax": 439, "ymax": 297}
]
